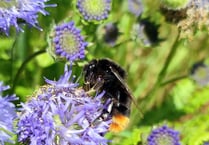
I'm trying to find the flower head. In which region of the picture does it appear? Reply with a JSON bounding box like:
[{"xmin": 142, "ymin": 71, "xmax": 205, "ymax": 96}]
[
  {"xmin": 128, "ymin": 0, "xmax": 143, "ymax": 17},
  {"xmin": 103, "ymin": 23, "xmax": 119, "ymax": 46},
  {"xmin": 190, "ymin": 62, "xmax": 209, "ymax": 87},
  {"xmin": 132, "ymin": 18, "xmax": 161, "ymax": 46},
  {"xmin": 0, "ymin": 82, "xmax": 18, "ymax": 144},
  {"xmin": 53, "ymin": 21, "xmax": 87, "ymax": 62},
  {"xmin": 17, "ymin": 66, "xmax": 111, "ymax": 145},
  {"xmin": 203, "ymin": 141, "xmax": 209, "ymax": 145},
  {"xmin": 147, "ymin": 125, "xmax": 180, "ymax": 145},
  {"xmin": 76, "ymin": 0, "xmax": 112, "ymax": 21},
  {"xmin": 0, "ymin": 0, "xmax": 56, "ymax": 35},
  {"xmin": 161, "ymin": 0, "xmax": 209, "ymax": 39}
]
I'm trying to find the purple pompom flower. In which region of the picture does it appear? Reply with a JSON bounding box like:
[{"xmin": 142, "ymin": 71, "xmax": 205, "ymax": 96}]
[
  {"xmin": 0, "ymin": 0, "xmax": 56, "ymax": 35},
  {"xmin": 0, "ymin": 82, "xmax": 18, "ymax": 144},
  {"xmin": 53, "ymin": 21, "xmax": 88, "ymax": 62},
  {"xmin": 128, "ymin": 0, "xmax": 143, "ymax": 17},
  {"xmin": 76, "ymin": 0, "xmax": 112, "ymax": 21},
  {"xmin": 147, "ymin": 125, "xmax": 181, "ymax": 145},
  {"xmin": 17, "ymin": 65, "xmax": 112, "ymax": 145}
]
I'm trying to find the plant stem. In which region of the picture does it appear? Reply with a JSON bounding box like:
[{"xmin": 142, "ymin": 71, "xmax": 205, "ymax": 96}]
[
  {"xmin": 160, "ymin": 74, "xmax": 188, "ymax": 86},
  {"xmin": 11, "ymin": 49, "xmax": 46, "ymax": 92},
  {"xmin": 140, "ymin": 29, "xmax": 180, "ymax": 111}
]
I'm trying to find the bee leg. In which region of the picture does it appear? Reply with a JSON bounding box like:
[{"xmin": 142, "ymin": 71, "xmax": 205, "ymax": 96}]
[
  {"xmin": 85, "ymin": 78, "xmax": 104, "ymax": 95},
  {"xmin": 92, "ymin": 77, "xmax": 104, "ymax": 91},
  {"xmin": 83, "ymin": 81, "xmax": 90, "ymax": 91}
]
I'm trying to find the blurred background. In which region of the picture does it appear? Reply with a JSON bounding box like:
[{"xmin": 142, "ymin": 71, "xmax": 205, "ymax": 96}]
[{"xmin": 1, "ymin": 0, "xmax": 209, "ymax": 144}]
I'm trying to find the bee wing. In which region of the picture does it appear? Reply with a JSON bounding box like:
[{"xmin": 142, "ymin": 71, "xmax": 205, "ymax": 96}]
[{"xmin": 109, "ymin": 66, "xmax": 144, "ymax": 118}]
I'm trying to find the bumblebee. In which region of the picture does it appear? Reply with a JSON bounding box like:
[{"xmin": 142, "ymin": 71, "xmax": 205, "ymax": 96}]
[{"xmin": 83, "ymin": 58, "xmax": 137, "ymax": 132}]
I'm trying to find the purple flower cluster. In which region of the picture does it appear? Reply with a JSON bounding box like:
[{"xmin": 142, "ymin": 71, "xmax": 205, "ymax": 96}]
[
  {"xmin": 53, "ymin": 21, "xmax": 87, "ymax": 62},
  {"xmin": 0, "ymin": 0, "xmax": 56, "ymax": 35},
  {"xmin": 147, "ymin": 125, "xmax": 181, "ymax": 145},
  {"xmin": 128, "ymin": 0, "xmax": 143, "ymax": 17},
  {"xmin": 76, "ymin": 0, "xmax": 112, "ymax": 21},
  {"xmin": 0, "ymin": 82, "xmax": 18, "ymax": 144},
  {"xmin": 17, "ymin": 66, "xmax": 111, "ymax": 145}
]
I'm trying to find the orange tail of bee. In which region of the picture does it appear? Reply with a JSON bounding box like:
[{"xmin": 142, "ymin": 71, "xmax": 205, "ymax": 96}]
[{"xmin": 109, "ymin": 113, "xmax": 129, "ymax": 133}]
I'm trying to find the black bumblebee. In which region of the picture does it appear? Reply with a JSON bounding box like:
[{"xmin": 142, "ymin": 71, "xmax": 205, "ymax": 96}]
[{"xmin": 83, "ymin": 58, "xmax": 137, "ymax": 132}]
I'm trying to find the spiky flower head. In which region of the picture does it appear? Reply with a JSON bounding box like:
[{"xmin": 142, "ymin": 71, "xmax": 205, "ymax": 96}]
[
  {"xmin": 147, "ymin": 125, "xmax": 180, "ymax": 145},
  {"xmin": 76, "ymin": 0, "xmax": 112, "ymax": 22},
  {"xmin": 0, "ymin": 82, "xmax": 18, "ymax": 144},
  {"xmin": 17, "ymin": 65, "xmax": 111, "ymax": 145},
  {"xmin": 53, "ymin": 21, "xmax": 87, "ymax": 62},
  {"xmin": 128, "ymin": 0, "xmax": 143, "ymax": 17},
  {"xmin": 0, "ymin": 0, "xmax": 56, "ymax": 35}
]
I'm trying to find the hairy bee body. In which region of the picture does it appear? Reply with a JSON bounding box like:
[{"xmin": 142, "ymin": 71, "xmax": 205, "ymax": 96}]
[{"xmin": 83, "ymin": 58, "xmax": 132, "ymax": 132}]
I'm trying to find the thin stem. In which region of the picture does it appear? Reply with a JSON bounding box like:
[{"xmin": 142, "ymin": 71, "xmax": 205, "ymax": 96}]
[
  {"xmin": 114, "ymin": 39, "xmax": 132, "ymax": 48},
  {"xmin": 160, "ymin": 74, "xmax": 188, "ymax": 86},
  {"xmin": 140, "ymin": 29, "xmax": 180, "ymax": 111},
  {"xmin": 11, "ymin": 49, "xmax": 46, "ymax": 92},
  {"xmin": 156, "ymin": 31, "xmax": 180, "ymax": 84},
  {"xmin": 10, "ymin": 36, "xmax": 18, "ymax": 84}
]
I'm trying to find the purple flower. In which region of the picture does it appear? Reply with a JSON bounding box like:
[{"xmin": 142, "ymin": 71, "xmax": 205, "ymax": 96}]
[
  {"xmin": 0, "ymin": 82, "xmax": 18, "ymax": 144},
  {"xmin": 203, "ymin": 141, "xmax": 209, "ymax": 145},
  {"xmin": 190, "ymin": 62, "xmax": 209, "ymax": 87},
  {"xmin": 0, "ymin": 0, "xmax": 56, "ymax": 35},
  {"xmin": 128, "ymin": 0, "xmax": 143, "ymax": 17},
  {"xmin": 53, "ymin": 21, "xmax": 88, "ymax": 62},
  {"xmin": 103, "ymin": 23, "xmax": 119, "ymax": 46},
  {"xmin": 17, "ymin": 65, "xmax": 111, "ymax": 145},
  {"xmin": 132, "ymin": 18, "xmax": 161, "ymax": 46},
  {"xmin": 147, "ymin": 125, "xmax": 181, "ymax": 145},
  {"xmin": 76, "ymin": 0, "xmax": 112, "ymax": 21}
]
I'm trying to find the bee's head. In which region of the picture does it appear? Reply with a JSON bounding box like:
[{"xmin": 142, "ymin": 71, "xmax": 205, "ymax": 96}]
[
  {"xmin": 83, "ymin": 58, "xmax": 126, "ymax": 89},
  {"xmin": 83, "ymin": 59, "xmax": 115, "ymax": 87}
]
